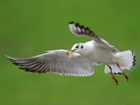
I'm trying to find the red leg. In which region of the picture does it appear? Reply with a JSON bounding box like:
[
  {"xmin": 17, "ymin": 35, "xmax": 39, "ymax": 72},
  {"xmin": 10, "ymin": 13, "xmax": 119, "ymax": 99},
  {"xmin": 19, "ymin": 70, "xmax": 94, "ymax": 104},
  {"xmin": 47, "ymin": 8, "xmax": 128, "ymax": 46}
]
[
  {"xmin": 107, "ymin": 65, "xmax": 118, "ymax": 85},
  {"xmin": 115, "ymin": 62, "xmax": 129, "ymax": 81}
]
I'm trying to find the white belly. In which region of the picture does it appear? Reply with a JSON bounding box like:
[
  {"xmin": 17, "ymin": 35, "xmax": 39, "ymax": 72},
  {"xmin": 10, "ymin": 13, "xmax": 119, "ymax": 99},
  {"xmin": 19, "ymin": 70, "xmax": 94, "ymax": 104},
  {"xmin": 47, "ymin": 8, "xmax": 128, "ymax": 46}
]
[{"xmin": 86, "ymin": 47, "xmax": 116, "ymax": 64}]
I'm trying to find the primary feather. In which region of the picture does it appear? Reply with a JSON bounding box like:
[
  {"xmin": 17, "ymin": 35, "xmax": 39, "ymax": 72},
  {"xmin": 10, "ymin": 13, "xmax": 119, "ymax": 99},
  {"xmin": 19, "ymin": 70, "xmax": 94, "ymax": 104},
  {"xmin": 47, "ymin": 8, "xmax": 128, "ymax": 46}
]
[
  {"xmin": 69, "ymin": 21, "xmax": 119, "ymax": 53},
  {"xmin": 4, "ymin": 50, "xmax": 94, "ymax": 76}
]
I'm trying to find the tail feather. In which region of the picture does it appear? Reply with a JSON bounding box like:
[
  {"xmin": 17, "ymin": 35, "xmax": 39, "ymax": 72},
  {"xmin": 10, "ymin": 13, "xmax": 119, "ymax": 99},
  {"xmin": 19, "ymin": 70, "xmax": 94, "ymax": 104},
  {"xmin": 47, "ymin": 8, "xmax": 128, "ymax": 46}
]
[
  {"xmin": 115, "ymin": 50, "xmax": 137, "ymax": 70},
  {"xmin": 105, "ymin": 65, "xmax": 123, "ymax": 75},
  {"xmin": 131, "ymin": 52, "xmax": 137, "ymax": 71},
  {"xmin": 104, "ymin": 50, "xmax": 137, "ymax": 75}
]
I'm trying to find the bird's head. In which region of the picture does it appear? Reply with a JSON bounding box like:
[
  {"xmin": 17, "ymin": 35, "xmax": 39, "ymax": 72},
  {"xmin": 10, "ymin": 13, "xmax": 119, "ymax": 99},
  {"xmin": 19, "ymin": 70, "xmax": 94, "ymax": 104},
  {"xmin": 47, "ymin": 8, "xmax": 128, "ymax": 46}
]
[
  {"xmin": 67, "ymin": 43, "xmax": 84, "ymax": 54},
  {"xmin": 71, "ymin": 43, "xmax": 84, "ymax": 53},
  {"xmin": 67, "ymin": 41, "xmax": 93, "ymax": 57}
]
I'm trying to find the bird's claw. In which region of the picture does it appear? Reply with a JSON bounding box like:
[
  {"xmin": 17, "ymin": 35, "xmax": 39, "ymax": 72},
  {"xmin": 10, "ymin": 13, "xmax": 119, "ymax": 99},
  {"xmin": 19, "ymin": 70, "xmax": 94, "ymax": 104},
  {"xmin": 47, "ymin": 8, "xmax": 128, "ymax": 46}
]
[
  {"xmin": 112, "ymin": 76, "xmax": 118, "ymax": 85},
  {"xmin": 124, "ymin": 74, "xmax": 129, "ymax": 81}
]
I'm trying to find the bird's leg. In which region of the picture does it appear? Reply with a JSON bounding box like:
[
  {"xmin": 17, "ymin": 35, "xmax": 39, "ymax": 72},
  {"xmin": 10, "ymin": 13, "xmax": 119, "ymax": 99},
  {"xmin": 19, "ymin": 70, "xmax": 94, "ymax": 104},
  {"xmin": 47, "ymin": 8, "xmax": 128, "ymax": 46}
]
[
  {"xmin": 115, "ymin": 62, "xmax": 129, "ymax": 81},
  {"xmin": 107, "ymin": 65, "xmax": 118, "ymax": 85}
]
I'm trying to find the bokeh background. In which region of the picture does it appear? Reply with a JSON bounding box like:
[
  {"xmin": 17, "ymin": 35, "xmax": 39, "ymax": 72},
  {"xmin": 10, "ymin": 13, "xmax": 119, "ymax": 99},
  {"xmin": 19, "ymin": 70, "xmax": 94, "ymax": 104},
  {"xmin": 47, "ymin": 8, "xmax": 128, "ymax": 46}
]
[{"xmin": 0, "ymin": 0, "xmax": 140, "ymax": 105}]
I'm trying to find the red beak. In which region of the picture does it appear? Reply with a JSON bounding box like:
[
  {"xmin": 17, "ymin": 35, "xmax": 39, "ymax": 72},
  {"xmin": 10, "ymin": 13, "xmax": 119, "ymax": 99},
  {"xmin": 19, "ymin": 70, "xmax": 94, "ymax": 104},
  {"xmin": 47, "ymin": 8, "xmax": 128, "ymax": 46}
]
[{"xmin": 67, "ymin": 49, "xmax": 76, "ymax": 55}]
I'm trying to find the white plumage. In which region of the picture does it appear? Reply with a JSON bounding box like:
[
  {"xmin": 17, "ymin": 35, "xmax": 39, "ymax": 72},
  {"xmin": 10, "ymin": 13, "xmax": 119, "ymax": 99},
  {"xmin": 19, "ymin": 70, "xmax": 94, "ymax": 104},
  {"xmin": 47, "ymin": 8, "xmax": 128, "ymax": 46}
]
[{"xmin": 4, "ymin": 21, "xmax": 137, "ymax": 85}]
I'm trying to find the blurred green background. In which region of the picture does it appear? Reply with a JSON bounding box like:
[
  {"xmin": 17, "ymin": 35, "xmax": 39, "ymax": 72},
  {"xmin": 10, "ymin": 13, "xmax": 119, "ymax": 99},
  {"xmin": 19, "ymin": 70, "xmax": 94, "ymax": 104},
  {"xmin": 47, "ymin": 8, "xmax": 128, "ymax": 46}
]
[{"xmin": 0, "ymin": 0, "xmax": 140, "ymax": 105}]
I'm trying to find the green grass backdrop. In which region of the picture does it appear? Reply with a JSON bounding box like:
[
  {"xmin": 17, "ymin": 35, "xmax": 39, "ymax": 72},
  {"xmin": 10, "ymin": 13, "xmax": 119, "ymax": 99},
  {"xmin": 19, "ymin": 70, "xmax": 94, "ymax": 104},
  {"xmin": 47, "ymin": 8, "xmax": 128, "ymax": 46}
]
[{"xmin": 0, "ymin": 0, "xmax": 140, "ymax": 105}]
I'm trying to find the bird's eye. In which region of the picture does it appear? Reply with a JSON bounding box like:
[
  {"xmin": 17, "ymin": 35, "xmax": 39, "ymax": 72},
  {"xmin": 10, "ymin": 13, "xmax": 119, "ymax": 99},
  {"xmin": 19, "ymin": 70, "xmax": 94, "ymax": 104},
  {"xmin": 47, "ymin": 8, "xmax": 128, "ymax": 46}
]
[
  {"xmin": 81, "ymin": 46, "xmax": 83, "ymax": 49},
  {"xmin": 76, "ymin": 46, "xmax": 79, "ymax": 48}
]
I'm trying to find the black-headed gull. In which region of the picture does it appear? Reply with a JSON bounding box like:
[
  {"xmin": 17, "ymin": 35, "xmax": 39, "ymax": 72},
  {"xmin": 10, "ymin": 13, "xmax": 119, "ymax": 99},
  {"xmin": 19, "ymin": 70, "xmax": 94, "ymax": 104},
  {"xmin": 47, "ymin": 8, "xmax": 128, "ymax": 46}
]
[{"xmin": 4, "ymin": 21, "xmax": 137, "ymax": 85}]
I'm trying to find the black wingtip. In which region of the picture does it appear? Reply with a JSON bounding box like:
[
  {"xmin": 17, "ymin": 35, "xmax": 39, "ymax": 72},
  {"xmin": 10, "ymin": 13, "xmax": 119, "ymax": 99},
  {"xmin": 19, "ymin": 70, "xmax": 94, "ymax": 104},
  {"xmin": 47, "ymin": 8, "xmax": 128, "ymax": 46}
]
[
  {"xmin": 80, "ymin": 25, "xmax": 85, "ymax": 28},
  {"xmin": 75, "ymin": 22, "xmax": 80, "ymax": 27},
  {"xmin": 85, "ymin": 27, "xmax": 90, "ymax": 30},
  {"xmin": 69, "ymin": 21, "xmax": 74, "ymax": 24}
]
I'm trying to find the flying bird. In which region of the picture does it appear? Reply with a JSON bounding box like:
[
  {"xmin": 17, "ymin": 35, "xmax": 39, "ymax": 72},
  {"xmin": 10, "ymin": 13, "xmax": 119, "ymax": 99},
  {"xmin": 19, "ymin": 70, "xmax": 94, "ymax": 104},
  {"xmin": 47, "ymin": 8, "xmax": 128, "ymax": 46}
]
[{"xmin": 4, "ymin": 21, "xmax": 137, "ymax": 85}]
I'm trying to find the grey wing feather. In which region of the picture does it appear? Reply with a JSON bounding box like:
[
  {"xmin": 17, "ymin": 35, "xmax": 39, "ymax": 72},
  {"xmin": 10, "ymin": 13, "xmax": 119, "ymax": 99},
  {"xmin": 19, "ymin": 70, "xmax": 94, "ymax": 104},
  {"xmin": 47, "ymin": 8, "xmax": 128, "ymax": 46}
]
[
  {"xmin": 4, "ymin": 50, "xmax": 94, "ymax": 77},
  {"xmin": 69, "ymin": 21, "xmax": 119, "ymax": 53}
]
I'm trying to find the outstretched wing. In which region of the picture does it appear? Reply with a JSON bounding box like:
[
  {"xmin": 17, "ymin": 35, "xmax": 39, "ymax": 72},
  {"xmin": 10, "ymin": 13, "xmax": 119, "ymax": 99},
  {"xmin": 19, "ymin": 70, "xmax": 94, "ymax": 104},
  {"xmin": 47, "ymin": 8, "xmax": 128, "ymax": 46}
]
[
  {"xmin": 5, "ymin": 50, "xmax": 94, "ymax": 77},
  {"xmin": 69, "ymin": 21, "xmax": 119, "ymax": 53}
]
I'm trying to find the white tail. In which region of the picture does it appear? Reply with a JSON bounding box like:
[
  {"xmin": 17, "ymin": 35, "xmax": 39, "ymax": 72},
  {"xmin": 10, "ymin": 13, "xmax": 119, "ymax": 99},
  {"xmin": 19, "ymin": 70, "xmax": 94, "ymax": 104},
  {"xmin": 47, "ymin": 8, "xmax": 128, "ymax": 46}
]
[{"xmin": 104, "ymin": 50, "xmax": 137, "ymax": 75}]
